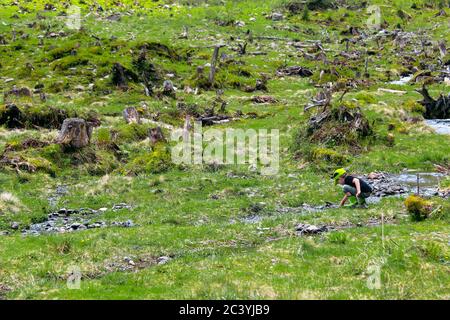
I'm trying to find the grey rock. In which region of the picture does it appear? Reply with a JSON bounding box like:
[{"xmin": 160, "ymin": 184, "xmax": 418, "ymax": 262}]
[
  {"xmin": 157, "ymin": 256, "xmax": 171, "ymax": 265},
  {"xmin": 295, "ymin": 223, "xmax": 328, "ymax": 235}
]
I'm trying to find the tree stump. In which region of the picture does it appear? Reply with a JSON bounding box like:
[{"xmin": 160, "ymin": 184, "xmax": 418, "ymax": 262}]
[
  {"xmin": 56, "ymin": 118, "xmax": 91, "ymax": 149},
  {"xmin": 111, "ymin": 63, "xmax": 138, "ymax": 89},
  {"xmin": 111, "ymin": 63, "xmax": 128, "ymax": 89},
  {"xmin": 149, "ymin": 127, "xmax": 166, "ymax": 145},
  {"xmin": 162, "ymin": 80, "xmax": 176, "ymax": 98},
  {"xmin": 416, "ymin": 86, "xmax": 450, "ymax": 119},
  {"xmin": 123, "ymin": 107, "xmax": 141, "ymax": 124},
  {"xmin": 0, "ymin": 104, "xmax": 23, "ymax": 128}
]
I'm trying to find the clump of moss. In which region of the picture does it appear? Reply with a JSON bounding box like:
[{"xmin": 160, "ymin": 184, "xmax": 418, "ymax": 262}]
[
  {"xmin": 126, "ymin": 144, "xmax": 172, "ymax": 175},
  {"xmin": 83, "ymin": 150, "xmax": 120, "ymax": 175},
  {"xmin": 23, "ymin": 105, "xmax": 71, "ymax": 129},
  {"xmin": 113, "ymin": 123, "xmax": 149, "ymax": 143},
  {"xmin": 405, "ymin": 195, "xmax": 433, "ymax": 221},
  {"xmin": 403, "ymin": 99, "xmax": 426, "ymax": 115},
  {"xmin": 355, "ymin": 91, "xmax": 377, "ymax": 104},
  {"xmin": 49, "ymin": 43, "xmax": 78, "ymax": 60},
  {"xmin": 52, "ymin": 56, "xmax": 89, "ymax": 70},
  {"xmin": 135, "ymin": 42, "xmax": 183, "ymax": 61},
  {"xmin": 39, "ymin": 144, "xmax": 71, "ymax": 168},
  {"xmin": 26, "ymin": 156, "xmax": 56, "ymax": 175},
  {"xmin": 311, "ymin": 147, "xmax": 348, "ymax": 165}
]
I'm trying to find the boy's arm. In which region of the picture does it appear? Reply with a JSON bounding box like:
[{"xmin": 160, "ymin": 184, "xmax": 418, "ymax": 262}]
[
  {"xmin": 339, "ymin": 194, "xmax": 348, "ymax": 207},
  {"xmin": 353, "ymin": 178, "xmax": 361, "ymax": 197}
]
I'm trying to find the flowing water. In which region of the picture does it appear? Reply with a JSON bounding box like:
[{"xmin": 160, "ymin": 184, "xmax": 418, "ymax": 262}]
[
  {"xmin": 389, "ymin": 75, "xmax": 413, "ymax": 85},
  {"xmin": 425, "ymin": 119, "xmax": 450, "ymax": 135}
]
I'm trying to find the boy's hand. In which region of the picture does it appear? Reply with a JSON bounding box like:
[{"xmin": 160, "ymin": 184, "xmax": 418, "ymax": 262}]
[{"xmin": 356, "ymin": 191, "xmax": 361, "ymax": 197}]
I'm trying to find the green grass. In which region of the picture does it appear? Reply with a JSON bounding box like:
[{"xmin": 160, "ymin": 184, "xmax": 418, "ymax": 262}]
[{"xmin": 0, "ymin": 0, "xmax": 449, "ymax": 299}]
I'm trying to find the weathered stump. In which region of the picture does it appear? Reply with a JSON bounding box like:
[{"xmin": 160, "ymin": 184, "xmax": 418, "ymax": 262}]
[
  {"xmin": 123, "ymin": 107, "xmax": 141, "ymax": 124},
  {"xmin": 111, "ymin": 63, "xmax": 128, "ymax": 89},
  {"xmin": 0, "ymin": 104, "xmax": 23, "ymax": 128},
  {"xmin": 416, "ymin": 86, "xmax": 450, "ymax": 119},
  {"xmin": 111, "ymin": 63, "xmax": 138, "ymax": 89},
  {"xmin": 4, "ymin": 86, "xmax": 32, "ymax": 100},
  {"xmin": 56, "ymin": 118, "xmax": 91, "ymax": 149},
  {"xmin": 149, "ymin": 127, "xmax": 166, "ymax": 145},
  {"xmin": 162, "ymin": 80, "xmax": 176, "ymax": 98}
]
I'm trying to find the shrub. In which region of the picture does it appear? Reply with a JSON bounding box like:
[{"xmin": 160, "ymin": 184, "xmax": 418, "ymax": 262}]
[
  {"xmin": 52, "ymin": 56, "xmax": 89, "ymax": 70},
  {"xmin": 403, "ymin": 100, "xmax": 426, "ymax": 114},
  {"xmin": 404, "ymin": 195, "xmax": 433, "ymax": 221},
  {"xmin": 85, "ymin": 150, "xmax": 119, "ymax": 175},
  {"xmin": 311, "ymin": 147, "xmax": 348, "ymax": 165},
  {"xmin": 355, "ymin": 92, "xmax": 377, "ymax": 104},
  {"xmin": 114, "ymin": 123, "xmax": 149, "ymax": 143},
  {"xmin": 126, "ymin": 144, "xmax": 172, "ymax": 175}
]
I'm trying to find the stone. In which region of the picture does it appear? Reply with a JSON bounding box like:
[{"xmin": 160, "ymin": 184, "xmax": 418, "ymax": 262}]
[
  {"xmin": 295, "ymin": 223, "xmax": 328, "ymax": 235},
  {"xmin": 157, "ymin": 256, "xmax": 171, "ymax": 265},
  {"xmin": 271, "ymin": 13, "xmax": 284, "ymax": 21}
]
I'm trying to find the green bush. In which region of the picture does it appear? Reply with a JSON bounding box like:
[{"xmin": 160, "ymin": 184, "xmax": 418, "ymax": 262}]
[
  {"xmin": 126, "ymin": 144, "xmax": 172, "ymax": 175},
  {"xmin": 114, "ymin": 124, "xmax": 149, "ymax": 143},
  {"xmin": 85, "ymin": 150, "xmax": 119, "ymax": 175},
  {"xmin": 403, "ymin": 100, "xmax": 426, "ymax": 114},
  {"xmin": 404, "ymin": 195, "xmax": 432, "ymax": 221},
  {"xmin": 311, "ymin": 147, "xmax": 348, "ymax": 165}
]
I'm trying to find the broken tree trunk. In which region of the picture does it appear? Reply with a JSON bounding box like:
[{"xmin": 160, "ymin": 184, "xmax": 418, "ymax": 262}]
[
  {"xmin": 149, "ymin": 127, "xmax": 166, "ymax": 145},
  {"xmin": 416, "ymin": 86, "xmax": 450, "ymax": 119},
  {"xmin": 123, "ymin": 107, "xmax": 141, "ymax": 124},
  {"xmin": 56, "ymin": 118, "xmax": 91, "ymax": 149}
]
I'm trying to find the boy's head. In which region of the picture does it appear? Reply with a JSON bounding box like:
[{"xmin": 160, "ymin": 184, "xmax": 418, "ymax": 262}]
[{"xmin": 332, "ymin": 168, "xmax": 347, "ymax": 185}]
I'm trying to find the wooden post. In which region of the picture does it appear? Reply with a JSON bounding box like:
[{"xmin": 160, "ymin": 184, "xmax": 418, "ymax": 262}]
[
  {"xmin": 209, "ymin": 44, "xmax": 224, "ymax": 86},
  {"xmin": 417, "ymin": 173, "xmax": 420, "ymax": 196}
]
